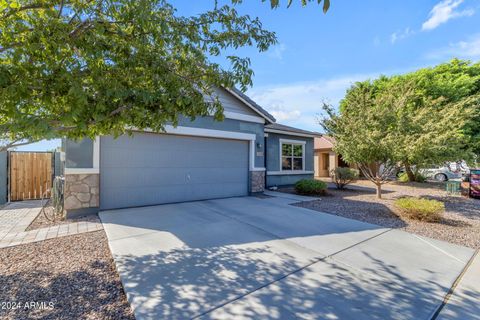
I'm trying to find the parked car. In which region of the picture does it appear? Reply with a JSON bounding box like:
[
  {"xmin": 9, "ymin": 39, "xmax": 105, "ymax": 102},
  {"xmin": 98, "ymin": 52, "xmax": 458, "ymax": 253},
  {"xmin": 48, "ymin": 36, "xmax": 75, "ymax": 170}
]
[
  {"xmin": 396, "ymin": 165, "xmax": 463, "ymax": 182},
  {"xmin": 419, "ymin": 166, "xmax": 462, "ymax": 182}
]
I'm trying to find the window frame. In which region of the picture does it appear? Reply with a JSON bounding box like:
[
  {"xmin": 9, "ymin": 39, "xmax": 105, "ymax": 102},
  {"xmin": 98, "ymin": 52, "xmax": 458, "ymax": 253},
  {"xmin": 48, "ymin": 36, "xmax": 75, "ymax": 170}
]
[{"xmin": 279, "ymin": 139, "xmax": 306, "ymax": 172}]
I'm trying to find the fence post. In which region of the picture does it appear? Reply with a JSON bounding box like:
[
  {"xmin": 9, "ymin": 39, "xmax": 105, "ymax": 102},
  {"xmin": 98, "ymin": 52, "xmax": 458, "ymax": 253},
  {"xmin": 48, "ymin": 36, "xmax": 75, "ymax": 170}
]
[{"xmin": 0, "ymin": 152, "xmax": 7, "ymax": 205}]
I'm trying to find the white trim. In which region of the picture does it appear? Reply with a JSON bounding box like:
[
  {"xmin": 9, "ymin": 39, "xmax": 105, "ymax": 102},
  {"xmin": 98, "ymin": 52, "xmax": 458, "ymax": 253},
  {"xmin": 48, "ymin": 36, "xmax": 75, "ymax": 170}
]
[
  {"xmin": 67, "ymin": 127, "xmax": 265, "ymax": 174},
  {"xmin": 65, "ymin": 168, "xmax": 100, "ymax": 174},
  {"xmin": 264, "ymin": 128, "xmax": 317, "ymax": 138},
  {"xmin": 223, "ymin": 111, "xmax": 265, "ymax": 124},
  {"xmin": 93, "ymin": 137, "xmax": 100, "ymax": 169},
  {"xmin": 279, "ymin": 138, "xmax": 306, "ymax": 145},
  {"xmin": 138, "ymin": 125, "xmax": 257, "ymax": 141},
  {"xmin": 225, "ymin": 88, "xmax": 274, "ymax": 123},
  {"xmin": 267, "ymin": 170, "xmax": 314, "ymax": 176},
  {"xmin": 279, "ymin": 138, "xmax": 306, "ymax": 173}
]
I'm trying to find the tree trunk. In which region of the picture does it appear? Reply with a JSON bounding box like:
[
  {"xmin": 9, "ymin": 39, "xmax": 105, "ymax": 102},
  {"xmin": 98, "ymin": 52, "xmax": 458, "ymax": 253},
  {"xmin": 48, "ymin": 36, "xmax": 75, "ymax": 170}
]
[
  {"xmin": 404, "ymin": 163, "xmax": 415, "ymax": 182},
  {"xmin": 375, "ymin": 182, "xmax": 382, "ymax": 199}
]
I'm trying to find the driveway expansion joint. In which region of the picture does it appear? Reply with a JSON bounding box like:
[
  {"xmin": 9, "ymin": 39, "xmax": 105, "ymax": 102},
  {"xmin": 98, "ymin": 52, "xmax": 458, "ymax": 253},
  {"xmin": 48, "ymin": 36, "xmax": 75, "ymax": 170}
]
[{"xmin": 430, "ymin": 248, "xmax": 480, "ymax": 320}]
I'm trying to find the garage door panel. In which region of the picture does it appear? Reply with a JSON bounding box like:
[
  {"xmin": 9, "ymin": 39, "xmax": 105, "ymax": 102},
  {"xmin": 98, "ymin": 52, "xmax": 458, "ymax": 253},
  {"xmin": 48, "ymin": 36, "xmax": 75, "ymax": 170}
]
[
  {"xmin": 102, "ymin": 150, "xmax": 246, "ymax": 169},
  {"xmin": 101, "ymin": 168, "xmax": 188, "ymax": 187},
  {"xmin": 102, "ymin": 185, "xmax": 188, "ymax": 209},
  {"xmin": 100, "ymin": 133, "xmax": 249, "ymax": 210}
]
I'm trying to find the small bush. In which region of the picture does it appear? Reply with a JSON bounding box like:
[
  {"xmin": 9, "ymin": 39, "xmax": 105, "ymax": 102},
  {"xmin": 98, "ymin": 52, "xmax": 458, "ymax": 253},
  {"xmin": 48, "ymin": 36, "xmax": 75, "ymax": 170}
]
[
  {"xmin": 398, "ymin": 172, "xmax": 426, "ymax": 183},
  {"xmin": 330, "ymin": 167, "xmax": 359, "ymax": 189},
  {"xmin": 294, "ymin": 179, "xmax": 327, "ymax": 195},
  {"xmin": 394, "ymin": 197, "xmax": 444, "ymax": 222}
]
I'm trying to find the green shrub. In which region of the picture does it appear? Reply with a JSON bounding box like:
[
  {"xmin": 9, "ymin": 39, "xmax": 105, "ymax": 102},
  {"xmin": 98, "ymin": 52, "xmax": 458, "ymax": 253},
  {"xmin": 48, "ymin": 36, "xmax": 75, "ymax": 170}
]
[
  {"xmin": 330, "ymin": 167, "xmax": 359, "ymax": 189},
  {"xmin": 394, "ymin": 197, "xmax": 444, "ymax": 222},
  {"xmin": 398, "ymin": 172, "xmax": 426, "ymax": 183},
  {"xmin": 294, "ymin": 179, "xmax": 327, "ymax": 195}
]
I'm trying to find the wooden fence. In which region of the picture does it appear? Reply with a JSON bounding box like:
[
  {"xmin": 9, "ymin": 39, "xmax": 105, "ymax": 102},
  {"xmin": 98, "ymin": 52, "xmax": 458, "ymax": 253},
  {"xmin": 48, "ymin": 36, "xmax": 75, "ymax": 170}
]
[{"xmin": 9, "ymin": 152, "xmax": 53, "ymax": 201}]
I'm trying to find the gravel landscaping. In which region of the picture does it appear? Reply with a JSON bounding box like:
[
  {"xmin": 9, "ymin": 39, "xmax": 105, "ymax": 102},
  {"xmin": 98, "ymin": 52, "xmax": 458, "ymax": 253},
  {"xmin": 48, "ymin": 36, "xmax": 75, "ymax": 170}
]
[
  {"xmin": 0, "ymin": 231, "xmax": 134, "ymax": 320},
  {"xmin": 287, "ymin": 180, "xmax": 480, "ymax": 249}
]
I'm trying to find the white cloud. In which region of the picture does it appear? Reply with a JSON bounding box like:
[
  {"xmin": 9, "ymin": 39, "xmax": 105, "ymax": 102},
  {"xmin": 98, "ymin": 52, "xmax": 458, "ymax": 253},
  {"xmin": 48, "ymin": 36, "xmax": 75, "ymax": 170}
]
[
  {"xmin": 390, "ymin": 28, "xmax": 415, "ymax": 44},
  {"xmin": 267, "ymin": 43, "xmax": 286, "ymax": 60},
  {"xmin": 268, "ymin": 106, "xmax": 302, "ymax": 122},
  {"xmin": 248, "ymin": 73, "xmax": 380, "ymax": 132},
  {"xmin": 426, "ymin": 34, "xmax": 480, "ymax": 59},
  {"xmin": 422, "ymin": 0, "xmax": 474, "ymax": 31}
]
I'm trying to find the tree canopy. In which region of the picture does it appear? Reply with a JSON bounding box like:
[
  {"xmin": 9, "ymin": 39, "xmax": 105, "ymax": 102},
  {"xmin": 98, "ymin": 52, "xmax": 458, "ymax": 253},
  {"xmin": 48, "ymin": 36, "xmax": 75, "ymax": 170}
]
[
  {"xmin": 0, "ymin": 0, "xmax": 330, "ymax": 150},
  {"xmin": 399, "ymin": 59, "xmax": 480, "ymax": 159},
  {"xmin": 322, "ymin": 61, "xmax": 476, "ymax": 194}
]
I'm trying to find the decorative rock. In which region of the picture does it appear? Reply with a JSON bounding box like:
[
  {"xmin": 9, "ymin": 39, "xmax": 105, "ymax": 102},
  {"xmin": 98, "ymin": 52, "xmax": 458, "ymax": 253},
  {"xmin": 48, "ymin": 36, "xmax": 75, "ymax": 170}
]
[
  {"xmin": 66, "ymin": 175, "xmax": 78, "ymax": 183},
  {"xmin": 89, "ymin": 198, "xmax": 98, "ymax": 207},
  {"xmin": 76, "ymin": 192, "xmax": 91, "ymax": 202},
  {"xmin": 250, "ymin": 171, "xmax": 265, "ymax": 193},
  {"xmin": 82, "ymin": 175, "xmax": 99, "ymax": 187},
  {"xmin": 65, "ymin": 195, "xmax": 82, "ymax": 210},
  {"xmin": 64, "ymin": 174, "xmax": 100, "ymax": 210},
  {"xmin": 70, "ymin": 184, "xmax": 90, "ymax": 193}
]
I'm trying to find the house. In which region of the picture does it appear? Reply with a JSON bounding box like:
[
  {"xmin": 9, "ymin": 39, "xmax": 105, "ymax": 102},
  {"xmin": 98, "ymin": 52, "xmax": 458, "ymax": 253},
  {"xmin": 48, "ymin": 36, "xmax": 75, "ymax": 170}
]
[
  {"xmin": 62, "ymin": 87, "xmax": 317, "ymax": 216},
  {"xmin": 314, "ymin": 135, "xmax": 350, "ymax": 178}
]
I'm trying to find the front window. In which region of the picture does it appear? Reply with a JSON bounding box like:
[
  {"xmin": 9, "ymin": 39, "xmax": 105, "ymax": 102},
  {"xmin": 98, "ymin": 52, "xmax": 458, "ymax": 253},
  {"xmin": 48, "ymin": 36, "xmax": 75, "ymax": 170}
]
[{"xmin": 281, "ymin": 142, "xmax": 304, "ymax": 171}]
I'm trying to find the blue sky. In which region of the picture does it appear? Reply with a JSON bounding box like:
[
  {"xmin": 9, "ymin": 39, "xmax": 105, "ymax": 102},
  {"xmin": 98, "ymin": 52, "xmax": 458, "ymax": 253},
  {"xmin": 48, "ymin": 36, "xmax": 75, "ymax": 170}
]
[{"xmin": 20, "ymin": 0, "xmax": 480, "ymax": 151}]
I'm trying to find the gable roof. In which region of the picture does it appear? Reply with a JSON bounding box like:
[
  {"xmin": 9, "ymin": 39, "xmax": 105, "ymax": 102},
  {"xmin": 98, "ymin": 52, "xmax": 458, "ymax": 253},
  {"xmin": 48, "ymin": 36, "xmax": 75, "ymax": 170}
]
[
  {"xmin": 265, "ymin": 123, "xmax": 319, "ymax": 138},
  {"xmin": 225, "ymin": 87, "xmax": 318, "ymax": 138},
  {"xmin": 226, "ymin": 87, "xmax": 276, "ymax": 123}
]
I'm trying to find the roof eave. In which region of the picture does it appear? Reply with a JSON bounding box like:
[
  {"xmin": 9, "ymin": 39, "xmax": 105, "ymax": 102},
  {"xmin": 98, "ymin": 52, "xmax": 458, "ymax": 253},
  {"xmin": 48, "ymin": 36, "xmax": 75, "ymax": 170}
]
[
  {"xmin": 225, "ymin": 88, "xmax": 276, "ymax": 123},
  {"xmin": 264, "ymin": 128, "xmax": 318, "ymax": 138}
]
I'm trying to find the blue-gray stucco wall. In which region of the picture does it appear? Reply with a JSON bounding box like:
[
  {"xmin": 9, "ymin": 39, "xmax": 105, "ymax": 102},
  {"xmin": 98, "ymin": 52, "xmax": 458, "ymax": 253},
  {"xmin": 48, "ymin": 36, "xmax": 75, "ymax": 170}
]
[
  {"xmin": 267, "ymin": 174, "xmax": 314, "ymax": 187},
  {"xmin": 64, "ymin": 116, "xmax": 265, "ymax": 169},
  {"xmin": 0, "ymin": 152, "xmax": 7, "ymax": 205},
  {"xmin": 266, "ymin": 133, "xmax": 314, "ymax": 187}
]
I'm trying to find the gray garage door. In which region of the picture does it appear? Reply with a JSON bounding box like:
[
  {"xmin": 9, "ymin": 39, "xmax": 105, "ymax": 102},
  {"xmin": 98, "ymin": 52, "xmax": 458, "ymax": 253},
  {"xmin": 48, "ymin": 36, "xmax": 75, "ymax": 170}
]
[{"xmin": 100, "ymin": 133, "xmax": 249, "ymax": 210}]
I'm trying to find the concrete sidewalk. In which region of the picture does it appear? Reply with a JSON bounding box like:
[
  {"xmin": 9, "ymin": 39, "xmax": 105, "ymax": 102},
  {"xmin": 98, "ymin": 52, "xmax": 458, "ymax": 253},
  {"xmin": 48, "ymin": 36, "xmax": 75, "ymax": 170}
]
[
  {"xmin": 0, "ymin": 200, "xmax": 42, "ymax": 239},
  {"xmin": 437, "ymin": 250, "xmax": 480, "ymax": 320},
  {"xmin": 0, "ymin": 201, "xmax": 103, "ymax": 248}
]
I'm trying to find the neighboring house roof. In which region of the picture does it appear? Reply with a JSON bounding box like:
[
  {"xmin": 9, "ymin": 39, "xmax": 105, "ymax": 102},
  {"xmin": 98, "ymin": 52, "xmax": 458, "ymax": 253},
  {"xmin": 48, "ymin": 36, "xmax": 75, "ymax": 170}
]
[
  {"xmin": 314, "ymin": 135, "xmax": 335, "ymax": 150},
  {"xmin": 265, "ymin": 123, "xmax": 319, "ymax": 138},
  {"xmin": 226, "ymin": 87, "xmax": 277, "ymax": 123}
]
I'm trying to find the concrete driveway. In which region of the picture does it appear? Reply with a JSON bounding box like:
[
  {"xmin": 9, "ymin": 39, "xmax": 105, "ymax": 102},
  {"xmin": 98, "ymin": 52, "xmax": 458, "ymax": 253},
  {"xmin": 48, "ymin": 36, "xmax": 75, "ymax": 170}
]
[{"xmin": 100, "ymin": 194, "xmax": 475, "ymax": 320}]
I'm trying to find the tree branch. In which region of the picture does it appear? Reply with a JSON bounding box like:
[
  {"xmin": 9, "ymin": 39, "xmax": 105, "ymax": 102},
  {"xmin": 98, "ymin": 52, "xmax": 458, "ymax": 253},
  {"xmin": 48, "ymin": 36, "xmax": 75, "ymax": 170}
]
[
  {"xmin": 0, "ymin": 139, "xmax": 39, "ymax": 152},
  {"xmin": 2, "ymin": 3, "xmax": 52, "ymax": 20}
]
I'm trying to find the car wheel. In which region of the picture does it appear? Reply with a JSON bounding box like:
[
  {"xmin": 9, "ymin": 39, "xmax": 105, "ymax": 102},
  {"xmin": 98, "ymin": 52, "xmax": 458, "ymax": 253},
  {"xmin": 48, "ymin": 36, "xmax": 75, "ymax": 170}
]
[{"xmin": 434, "ymin": 173, "xmax": 448, "ymax": 182}]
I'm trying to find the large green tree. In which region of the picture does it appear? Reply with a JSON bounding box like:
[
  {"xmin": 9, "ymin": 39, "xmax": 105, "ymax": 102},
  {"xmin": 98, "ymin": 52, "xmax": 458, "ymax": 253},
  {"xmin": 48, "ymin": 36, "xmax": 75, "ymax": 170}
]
[
  {"xmin": 375, "ymin": 64, "xmax": 480, "ymax": 181},
  {"xmin": 400, "ymin": 59, "xmax": 480, "ymax": 161},
  {"xmin": 330, "ymin": 59, "xmax": 480, "ymax": 184},
  {"xmin": 322, "ymin": 82, "xmax": 399, "ymax": 198},
  {"xmin": 322, "ymin": 79, "xmax": 473, "ymax": 197},
  {"xmin": 0, "ymin": 0, "xmax": 330, "ymax": 150}
]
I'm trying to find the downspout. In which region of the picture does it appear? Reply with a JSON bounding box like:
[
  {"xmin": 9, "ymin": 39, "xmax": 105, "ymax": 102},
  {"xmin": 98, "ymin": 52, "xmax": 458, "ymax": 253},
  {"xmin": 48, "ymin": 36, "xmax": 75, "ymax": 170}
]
[{"xmin": 264, "ymin": 136, "xmax": 268, "ymax": 188}]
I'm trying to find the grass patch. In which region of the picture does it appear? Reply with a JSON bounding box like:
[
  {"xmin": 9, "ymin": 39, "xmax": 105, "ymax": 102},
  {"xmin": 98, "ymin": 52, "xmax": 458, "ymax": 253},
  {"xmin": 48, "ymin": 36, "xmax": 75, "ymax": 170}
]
[
  {"xmin": 398, "ymin": 172, "xmax": 426, "ymax": 183},
  {"xmin": 394, "ymin": 197, "xmax": 444, "ymax": 222},
  {"xmin": 294, "ymin": 179, "xmax": 327, "ymax": 196}
]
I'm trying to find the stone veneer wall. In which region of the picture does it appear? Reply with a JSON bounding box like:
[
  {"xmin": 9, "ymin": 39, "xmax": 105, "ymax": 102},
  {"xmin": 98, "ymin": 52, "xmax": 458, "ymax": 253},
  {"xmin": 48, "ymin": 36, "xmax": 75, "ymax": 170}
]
[
  {"xmin": 250, "ymin": 171, "xmax": 265, "ymax": 193},
  {"xmin": 64, "ymin": 174, "xmax": 99, "ymax": 210}
]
